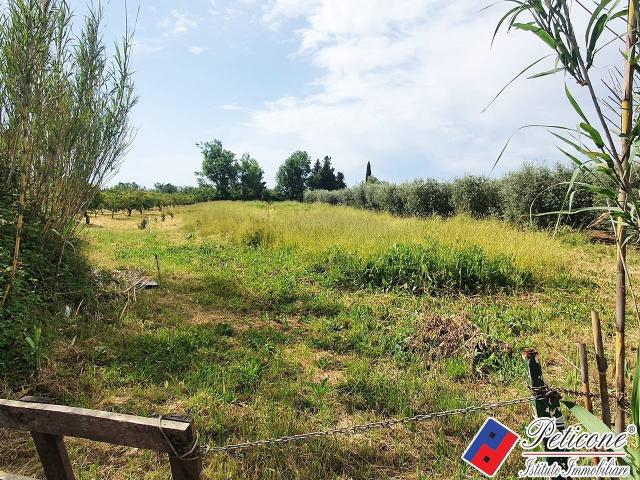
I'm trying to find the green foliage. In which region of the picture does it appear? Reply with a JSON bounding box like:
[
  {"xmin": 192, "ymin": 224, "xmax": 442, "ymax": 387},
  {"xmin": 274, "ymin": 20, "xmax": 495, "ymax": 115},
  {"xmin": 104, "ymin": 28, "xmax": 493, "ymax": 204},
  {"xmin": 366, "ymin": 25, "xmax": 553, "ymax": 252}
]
[
  {"xmin": 500, "ymin": 162, "xmax": 595, "ymax": 228},
  {"xmin": 317, "ymin": 242, "xmax": 533, "ymax": 295},
  {"xmin": 308, "ymin": 156, "xmax": 347, "ymax": 191},
  {"xmin": 451, "ymin": 176, "xmax": 502, "ymax": 218},
  {"xmin": 306, "ymin": 164, "xmax": 602, "ymax": 229},
  {"xmin": 276, "ymin": 150, "xmax": 312, "ymax": 201},
  {"xmin": 154, "ymin": 183, "xmax": 178, "ymax": 194},
  {"xmin": 0, "ymin": 193, "xmax": 94, "ymax": 380},
  {"xmin": 198, "ymin": 139, "xmax": 239, "ymax": 199},
  {"xmin": 400, "ymin": 180, "xmax": 453, "ymax": 217},
  {"xmin": 98, "ymin": 188, "xmax": 197, "ymax": 217},
  {"xmin": 305, "ymin": 179, "xmax": 453, "ymax": 217},
  {"xmin": 238, "ymin": 153, "xmax": 266, "ymax": 200}
]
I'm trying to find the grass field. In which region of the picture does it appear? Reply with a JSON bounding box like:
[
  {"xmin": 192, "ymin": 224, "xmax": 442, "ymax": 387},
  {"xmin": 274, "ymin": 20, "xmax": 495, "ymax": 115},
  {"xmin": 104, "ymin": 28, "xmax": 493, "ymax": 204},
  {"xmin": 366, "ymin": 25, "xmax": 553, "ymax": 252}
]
[{"xmin": 1, "ymin": 201, "xmax": 635, "ymax": 479}]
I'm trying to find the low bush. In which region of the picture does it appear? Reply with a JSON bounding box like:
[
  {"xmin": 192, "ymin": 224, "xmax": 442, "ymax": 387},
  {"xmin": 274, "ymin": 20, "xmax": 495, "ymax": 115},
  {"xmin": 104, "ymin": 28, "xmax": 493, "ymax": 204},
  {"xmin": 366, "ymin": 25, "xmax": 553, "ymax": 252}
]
[
  {"xmin": 500, "ymin": 162, "xmax": 595, "ymax": 228},
  {"xmin": 451, "ymin": 176, "xmax": 502, "ymax": 218},
  {"xmin": 0, "ymin": 194, "xmax": 95, "ymax": 381},
  {"xmin": 315, "ymin": 242, "xmax": 533, "ymax": 295},
  {"xmin": 400, "ymin": 179, "xmax": 453, "ymax": 217}
]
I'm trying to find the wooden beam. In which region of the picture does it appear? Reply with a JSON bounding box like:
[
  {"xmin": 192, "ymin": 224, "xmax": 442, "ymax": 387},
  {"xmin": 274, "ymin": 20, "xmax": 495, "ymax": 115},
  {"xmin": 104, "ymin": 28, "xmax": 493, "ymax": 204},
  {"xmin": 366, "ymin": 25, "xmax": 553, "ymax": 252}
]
[
  {"xmin": 31, "ymin": 432, "xmax": 75, "ymax": 480},
  {"xmin": 0, "ymin": 400, "xmax": 192, "ymax": 454}
]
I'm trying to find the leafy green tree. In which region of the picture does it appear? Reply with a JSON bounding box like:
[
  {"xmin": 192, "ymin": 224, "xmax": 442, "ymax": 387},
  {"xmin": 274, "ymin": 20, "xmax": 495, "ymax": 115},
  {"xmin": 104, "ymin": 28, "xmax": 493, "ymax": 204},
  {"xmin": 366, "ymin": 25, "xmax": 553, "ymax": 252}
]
[
  {"xmin": 154, "ymin": 183, "xmax": 178, "ymax": 194},
  {"xmin": 238, "ymin": 153, "xmax": 266, "ymax": 200},
  {"xmin": 308, "ymin": 159, "xmax": 323, "ymax": 190},
  {"xmin": 198, "ymin": 140, "xmax": 238, "ymax": 199},
  {"xmin": 318, "ymin": 156, "xmax": 337, "ymax": 190},
  {"xmin": 276, "ymin": 151, "xmax": 311, "ymax": 201},
  {"xmin": 308, "ymin": 156, "xmax": 347, "ymax": 190},
  {"xmin": 113, "ymin": 182, "xmax": 141, "ymax": 191}
]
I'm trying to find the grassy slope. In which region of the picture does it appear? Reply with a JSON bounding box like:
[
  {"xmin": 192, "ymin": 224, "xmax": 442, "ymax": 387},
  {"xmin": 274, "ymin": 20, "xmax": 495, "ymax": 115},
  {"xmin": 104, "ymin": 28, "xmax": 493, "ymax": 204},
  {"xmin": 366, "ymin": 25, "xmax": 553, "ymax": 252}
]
[{"xmin": 0, "ymin": 201, "xmax": 633, "ymax": 479}]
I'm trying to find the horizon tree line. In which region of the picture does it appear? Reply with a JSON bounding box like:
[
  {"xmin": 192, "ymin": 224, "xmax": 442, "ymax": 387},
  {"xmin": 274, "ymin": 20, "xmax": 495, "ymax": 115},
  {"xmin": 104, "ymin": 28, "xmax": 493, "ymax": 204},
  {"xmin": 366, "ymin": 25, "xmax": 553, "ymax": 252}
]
[{"xmin": 195, "ymin": 139, "xmax": 349, "ymax": 201}]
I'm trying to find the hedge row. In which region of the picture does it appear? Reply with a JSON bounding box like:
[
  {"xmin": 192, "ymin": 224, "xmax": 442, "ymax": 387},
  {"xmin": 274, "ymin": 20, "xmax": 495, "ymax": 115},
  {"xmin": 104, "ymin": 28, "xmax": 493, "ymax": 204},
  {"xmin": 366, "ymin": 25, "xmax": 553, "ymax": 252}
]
[{"xmin": 304, "ymin": 163, "xmax": 596, "ymax": 228}]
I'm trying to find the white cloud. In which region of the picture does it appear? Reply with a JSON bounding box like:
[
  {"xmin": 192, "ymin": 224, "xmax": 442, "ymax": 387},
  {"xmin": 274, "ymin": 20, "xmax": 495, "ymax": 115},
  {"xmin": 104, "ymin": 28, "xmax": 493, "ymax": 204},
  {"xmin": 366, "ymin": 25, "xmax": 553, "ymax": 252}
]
[
  {"xmin": 241, "ymin": 0, "xmax": 613, "ymax": 184},
  {"xmin": 133, "ymin": 38, "xmax": 165, "ymax": 55},
  {"xmin": 188, "ymin": 45, "xmax": 208, "ymax": 55},
  {"xmin": 158, "ymin": 10, "xmax": 199, "ymax": 36},
  {"xmin": 220, "ymin": 103, "xmax": 248, "ymax": 111}
]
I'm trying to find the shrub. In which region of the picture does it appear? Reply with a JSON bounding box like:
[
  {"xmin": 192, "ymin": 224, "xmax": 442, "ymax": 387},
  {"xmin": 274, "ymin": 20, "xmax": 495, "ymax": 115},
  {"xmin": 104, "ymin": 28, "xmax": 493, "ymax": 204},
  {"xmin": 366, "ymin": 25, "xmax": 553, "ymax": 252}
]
[
  {"xmin": 317, "ymin": 242, "xmax": 533, "ymax": 295},
  {"xmin": 451, "ymin": 176, "xmax": 502, "ymax": 217},
  {"xmin": 500, "ymin": 163, "xmax": 595, "ymax": 228},
  {"xmin": 400, "ymin": 179, "xmax": 453, "ymax": 217},
  {"xmin": 0, "ymin": 193, "xmax": 95, "ymax": 380}
]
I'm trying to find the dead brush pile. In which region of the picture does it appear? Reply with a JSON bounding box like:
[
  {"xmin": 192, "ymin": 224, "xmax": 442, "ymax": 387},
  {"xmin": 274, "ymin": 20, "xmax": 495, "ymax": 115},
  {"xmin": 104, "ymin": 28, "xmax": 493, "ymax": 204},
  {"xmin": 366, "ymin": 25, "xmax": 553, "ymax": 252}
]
[{"xmin": 411, "ymin": 314, "xmax": 514, "ymax": 376}]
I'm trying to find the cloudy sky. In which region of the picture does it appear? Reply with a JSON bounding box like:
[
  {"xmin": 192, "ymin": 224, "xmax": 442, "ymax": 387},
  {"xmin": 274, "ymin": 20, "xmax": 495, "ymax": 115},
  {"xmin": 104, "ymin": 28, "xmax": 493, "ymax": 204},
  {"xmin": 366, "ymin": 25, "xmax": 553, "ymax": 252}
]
[{"xmin": 69, "ymin": 0, "xmax": 615, "ymax": 188}]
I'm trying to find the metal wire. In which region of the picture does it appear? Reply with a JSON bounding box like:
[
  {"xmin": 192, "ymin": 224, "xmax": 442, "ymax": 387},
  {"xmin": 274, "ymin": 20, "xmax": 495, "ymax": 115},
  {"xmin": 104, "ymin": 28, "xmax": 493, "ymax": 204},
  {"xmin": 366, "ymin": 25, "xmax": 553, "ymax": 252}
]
[
  {"xmin": 179, "ymin": 383, "xmax": 626, "ymax": 455},
  {"xmin": 202, "ymin": 396, "xmax": 537, "ymax": 454}
]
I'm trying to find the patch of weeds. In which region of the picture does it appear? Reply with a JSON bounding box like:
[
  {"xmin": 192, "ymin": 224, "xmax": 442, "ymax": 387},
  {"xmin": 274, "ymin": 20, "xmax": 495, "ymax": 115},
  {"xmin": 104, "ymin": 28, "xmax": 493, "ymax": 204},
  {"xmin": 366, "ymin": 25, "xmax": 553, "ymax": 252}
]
[
  {"xmin": 244, "ymin": 326, "xmax": 288, "ymax": 353},
  {"xmin": 315, "ymin": 242, "xmax": 534, "ymax": 296},
  {"xmin": 213, "ymin": 323, "xmax": 234, "ymax": 336},
  {"xmin": 242, "ymin": 228, "xmax": 274, "ymax": 248},
  {"xmin": 233, "ymin": 356, "xmax": 267, "ymax": 393},
  {"xmin": 308, "ymin": 306, "xmax": 414, "ymax": 359},
  {"xmin": 339, "ymin": 359, "xmax": 424, "ymax": 416},
  {"xmin": 105, "ymin": 326, "xmax": 225, "ymax": 384},
  {"xmin": 443, "ymin": 357, "xmax": 469, "ymax": 381}
]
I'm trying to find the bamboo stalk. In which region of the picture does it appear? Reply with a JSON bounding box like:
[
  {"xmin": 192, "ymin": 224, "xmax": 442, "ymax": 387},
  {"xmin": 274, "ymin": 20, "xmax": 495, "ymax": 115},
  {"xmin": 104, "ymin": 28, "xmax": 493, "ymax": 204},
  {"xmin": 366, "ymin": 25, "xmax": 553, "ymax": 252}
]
[
  {"xmin": 592, "ymin": 311, "xmax": 612, "ymax": 428},
  {"xmin": 615, "ymin": 0, "xmax": 636, "ymax": 434}
]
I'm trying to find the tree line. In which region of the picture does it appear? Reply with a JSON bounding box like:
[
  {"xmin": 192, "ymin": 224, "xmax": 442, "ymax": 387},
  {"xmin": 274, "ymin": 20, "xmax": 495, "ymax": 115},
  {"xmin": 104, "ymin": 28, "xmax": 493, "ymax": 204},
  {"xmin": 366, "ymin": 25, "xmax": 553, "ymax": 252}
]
[
  {"xmin": 195, "ymin": 140, "xmax": 347, "ymax": 201},
  {"xmin": 305, "ymin": 162, "xmax": 598, "ymax": 229}
]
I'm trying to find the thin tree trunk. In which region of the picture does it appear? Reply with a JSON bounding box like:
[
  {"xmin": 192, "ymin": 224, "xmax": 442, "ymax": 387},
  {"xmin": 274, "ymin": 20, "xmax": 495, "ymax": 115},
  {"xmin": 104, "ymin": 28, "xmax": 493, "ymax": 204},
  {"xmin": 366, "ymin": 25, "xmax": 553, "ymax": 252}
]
[{"xmin": 615, "ymin": 0, "xmax": 636, "ymax": 434}]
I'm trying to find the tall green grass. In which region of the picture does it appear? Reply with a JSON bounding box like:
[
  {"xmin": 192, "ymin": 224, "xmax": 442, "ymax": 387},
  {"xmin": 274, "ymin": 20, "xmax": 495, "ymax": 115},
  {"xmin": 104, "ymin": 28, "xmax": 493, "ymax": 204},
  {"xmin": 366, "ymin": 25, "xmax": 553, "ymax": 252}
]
[
  {"xmin": 317, "ymin": 243, "xmax": 532, "ymax": 295},
  {"xmin": 179, "ymin": 201, "xmax": 582, "ymax": 280}
]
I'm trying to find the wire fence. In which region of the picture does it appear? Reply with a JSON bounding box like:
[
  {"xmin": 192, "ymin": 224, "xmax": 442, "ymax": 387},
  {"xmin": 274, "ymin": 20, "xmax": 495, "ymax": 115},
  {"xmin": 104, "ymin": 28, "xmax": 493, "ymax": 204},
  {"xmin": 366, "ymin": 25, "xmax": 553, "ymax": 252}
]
[{"xmin": 178, "ymin": 383, "xmax": 605, "ymax": 456}]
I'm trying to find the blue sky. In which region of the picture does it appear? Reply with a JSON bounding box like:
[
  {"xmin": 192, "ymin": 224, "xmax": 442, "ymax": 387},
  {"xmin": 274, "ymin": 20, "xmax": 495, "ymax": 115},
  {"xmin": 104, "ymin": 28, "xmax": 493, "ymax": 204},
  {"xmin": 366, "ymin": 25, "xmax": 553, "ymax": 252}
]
[{"xmin": 68, "ymin": 0, "xmax": 606, "ymax": 188}]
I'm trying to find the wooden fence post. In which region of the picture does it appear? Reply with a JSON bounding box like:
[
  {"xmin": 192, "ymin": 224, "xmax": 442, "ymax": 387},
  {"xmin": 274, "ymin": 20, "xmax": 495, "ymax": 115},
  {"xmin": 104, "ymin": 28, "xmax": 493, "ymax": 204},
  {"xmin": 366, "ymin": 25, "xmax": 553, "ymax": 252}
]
[
  {"xmin": 577, "ymin": 343, "xmax": 593, "ymax": 413},
  {"xmin": 592, "ymin": 310, "xmax": 612, "ymax": 427},
  {"xmin": 523, "ymin": 349, "xmax": 568, "ymax": 478},
  {"xmin": 163, "ymin": 416, "xmax": 203, "ymax": 480},
  {"xmin": 30, "ymin": 433, "xmax": 75, "ymax": 480},
  {"xmin": 18, "ymin": 396, "xmax": 75, "ymax": 480}
]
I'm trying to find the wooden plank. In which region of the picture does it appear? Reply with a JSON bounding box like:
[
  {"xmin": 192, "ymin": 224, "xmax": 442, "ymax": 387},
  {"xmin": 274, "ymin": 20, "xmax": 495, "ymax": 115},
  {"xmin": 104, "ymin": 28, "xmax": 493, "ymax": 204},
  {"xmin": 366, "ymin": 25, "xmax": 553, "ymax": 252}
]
[
  {"xmin": 31, "ymin": 433, "xmax": 75, "ymax": 480},
  {"xmin": 0, "ymin": 472, "xmax": 39, "ymax": 480},
  {"xmin": 0, "ymin": 400, "xmax": 191, "ymax": 453},
  {"xmin": 165, "ymin": 416, "xmax": 203, "ymax": 480}
]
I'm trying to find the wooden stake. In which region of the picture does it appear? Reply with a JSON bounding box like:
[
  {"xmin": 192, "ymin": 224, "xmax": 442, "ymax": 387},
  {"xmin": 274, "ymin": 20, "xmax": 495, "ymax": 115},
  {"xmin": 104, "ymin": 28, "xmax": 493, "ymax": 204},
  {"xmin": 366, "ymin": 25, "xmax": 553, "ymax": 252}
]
[
  {"xmin": 592, "ymin": 311, "xmax": 612, "ymax": 428},
  {"xmin": 155, "ymin": 254, "xmax": 162, "ymax": 288},
  {"xmin": 523, "ymin": 349, "xmax": 568, "ymax": 478},
  {"xmin": 577, "ymin": 342, "xmax": 599, "ymax": 472},
  {"xmin": 31, "ymin": 432, "xmax": 75, "ymax": 480},
  {"xmin": 577, "ymin": 343, "xmax": 593, "ymax": 413}
]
